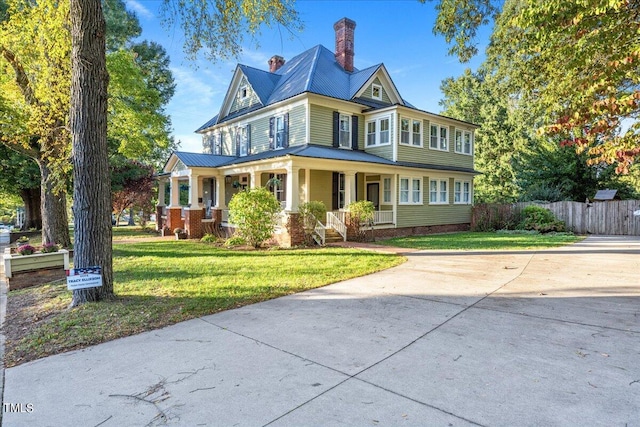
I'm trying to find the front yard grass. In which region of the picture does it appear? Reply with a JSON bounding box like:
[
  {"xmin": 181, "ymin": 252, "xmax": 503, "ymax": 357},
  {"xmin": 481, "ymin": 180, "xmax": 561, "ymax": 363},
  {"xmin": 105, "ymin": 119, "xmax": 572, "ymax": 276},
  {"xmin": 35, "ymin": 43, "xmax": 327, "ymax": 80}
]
[
  {"xmin": 380, "ymin": 231, "xmax": 584, "ymax": 250},
  {"xmin": 4, "ymin": 241, "xmax": 404, "ymax": 367}
]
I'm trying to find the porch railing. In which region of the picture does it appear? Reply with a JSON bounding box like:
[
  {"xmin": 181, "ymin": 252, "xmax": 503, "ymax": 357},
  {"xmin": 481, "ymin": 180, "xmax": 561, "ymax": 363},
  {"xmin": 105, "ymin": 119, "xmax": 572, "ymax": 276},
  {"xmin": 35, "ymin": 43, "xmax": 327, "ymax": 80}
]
[
  {"xmin": 373, "ymin": 210, "xmax": 393, "ymax": 224},
  {"xmin": 312, "ymin": 219, "xmax": 326, "ymax": 246},
  {"xmin": 326, "ymin": 211, "xmax": 347, "ymax": 241}
]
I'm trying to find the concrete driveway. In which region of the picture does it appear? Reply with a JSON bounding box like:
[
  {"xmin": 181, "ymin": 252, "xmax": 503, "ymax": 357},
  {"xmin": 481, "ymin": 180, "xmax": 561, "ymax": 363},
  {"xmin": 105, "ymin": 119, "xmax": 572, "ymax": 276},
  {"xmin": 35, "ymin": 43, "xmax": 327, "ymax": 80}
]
[{"xmin": 2, "ymin": 236, "xmax": 639, "ymax": 426}]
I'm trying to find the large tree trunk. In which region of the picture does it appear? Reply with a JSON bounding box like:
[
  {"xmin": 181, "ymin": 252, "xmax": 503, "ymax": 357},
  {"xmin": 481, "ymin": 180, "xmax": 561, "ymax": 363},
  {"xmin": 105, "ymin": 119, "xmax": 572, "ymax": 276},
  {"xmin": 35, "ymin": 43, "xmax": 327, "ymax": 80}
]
[
  {"xmin": 37, "ymin": 159, "xmax": 71, "ymax": 248},
  {"xmin": 70, "ymin": 0, "xmax": 113, "ymax": 306},
  {"xmin": 19, "ymin": 187, "xmax": 42, "ymax": 231}
]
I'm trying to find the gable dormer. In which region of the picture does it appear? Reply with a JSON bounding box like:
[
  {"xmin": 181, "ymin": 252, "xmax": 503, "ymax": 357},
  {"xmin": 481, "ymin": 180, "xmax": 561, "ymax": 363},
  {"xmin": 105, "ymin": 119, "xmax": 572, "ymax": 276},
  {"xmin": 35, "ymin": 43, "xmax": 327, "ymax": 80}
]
[
  {"xmin": 353, "ymin": 65, "xmax": 404, "ymax": 106},
  {"xmin": 218, "ymin": 68, "xmax": 263, "ymax": 122}
]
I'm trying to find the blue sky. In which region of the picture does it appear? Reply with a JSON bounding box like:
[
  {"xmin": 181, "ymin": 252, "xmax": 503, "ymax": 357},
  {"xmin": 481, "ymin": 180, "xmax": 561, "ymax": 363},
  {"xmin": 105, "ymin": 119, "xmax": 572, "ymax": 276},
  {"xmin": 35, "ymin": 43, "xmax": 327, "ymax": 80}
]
[{"xmin": 125, "ymin": 0, "xmax": 488, "ymax": 153}]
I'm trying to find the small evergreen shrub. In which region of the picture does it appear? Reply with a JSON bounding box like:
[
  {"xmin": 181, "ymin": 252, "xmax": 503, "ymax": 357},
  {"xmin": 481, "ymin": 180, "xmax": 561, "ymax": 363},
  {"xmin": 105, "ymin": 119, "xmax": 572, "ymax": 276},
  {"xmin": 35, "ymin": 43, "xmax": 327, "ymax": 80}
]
[
  {"xmin": 347, "ymin": 200, "xmax": 375, "ymax": 241},
  {"xmin": 518, "ymin": 205, "xmax": 566, "ymax": 232},
  {"xmin": 200, "ymin": 233, "xmax": 219, "ymax": 243}
]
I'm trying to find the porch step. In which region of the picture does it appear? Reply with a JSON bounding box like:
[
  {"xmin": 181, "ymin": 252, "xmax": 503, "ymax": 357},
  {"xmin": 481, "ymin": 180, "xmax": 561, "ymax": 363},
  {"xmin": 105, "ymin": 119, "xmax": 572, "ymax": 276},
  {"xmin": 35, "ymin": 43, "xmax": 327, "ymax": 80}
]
[{"xmin": 324, "ymin": 229, "xmax": 344, "ymax": 243}]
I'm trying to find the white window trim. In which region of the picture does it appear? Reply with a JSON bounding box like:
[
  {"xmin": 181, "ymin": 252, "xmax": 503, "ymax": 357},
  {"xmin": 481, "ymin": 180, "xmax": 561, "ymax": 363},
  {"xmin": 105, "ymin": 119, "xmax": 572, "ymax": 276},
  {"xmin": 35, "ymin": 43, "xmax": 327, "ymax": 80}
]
[
  {"xmin": 238, "ymin": 85, "xmax": 248, "ymax": 100},
  {"xmin": 366, "ymin": 115, "xmax": 392, "ymax": 147},
  {"xmin": 399, "ymin": 117, "xmax": 423, "ymax": 147},
  {"xmin": 399, "ymin": 177, "xmax": 423, "ymax": 205},
  {"xmin": 382, "ymin": 177, "xmax": 392, "ymax": 205},
  {"xmin": 339, "ymin": 113, "xmax": 351, "ymax": 149},
  {"xmin": 429, "ymin": 179, "xmax": 449, "ymax": 205},
  {"xmin": 274, "ymin": 115, "xmax": 286, "ymax": 149},
  {"xmin": 454, "ymin": 129, "xmax": 473, "ymax": 155},
  {"xmin": 372, "ymin": 83, "xmax": 382, "ymax": 100},
  {"xmin": 429, "ymin": 124, "xmax": 449, "ymax": 152},
  {"xmin": 453, "ymin": 180, "xmax": 472, "ymax": 204},
  {"xmin": 238, "ymin": 125, "xmax": 249, "ymax": 157}
]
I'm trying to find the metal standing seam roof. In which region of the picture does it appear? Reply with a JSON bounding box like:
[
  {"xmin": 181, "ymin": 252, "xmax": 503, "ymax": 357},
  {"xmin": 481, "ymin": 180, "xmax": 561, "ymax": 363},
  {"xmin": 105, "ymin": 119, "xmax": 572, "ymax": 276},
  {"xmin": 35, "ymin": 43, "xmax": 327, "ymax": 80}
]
[{"xmin": 171, "ymin": 145, "xmax": 477, "ymax": 175}]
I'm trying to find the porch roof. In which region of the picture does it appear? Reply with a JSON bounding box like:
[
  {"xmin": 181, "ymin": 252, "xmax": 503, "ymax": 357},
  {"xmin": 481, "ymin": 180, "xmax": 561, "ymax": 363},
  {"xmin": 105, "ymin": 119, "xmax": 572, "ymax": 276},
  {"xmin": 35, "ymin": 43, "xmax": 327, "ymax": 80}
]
[{"xmin": 173, "ymin": 144, "xmax": 477, "ymax": 175}]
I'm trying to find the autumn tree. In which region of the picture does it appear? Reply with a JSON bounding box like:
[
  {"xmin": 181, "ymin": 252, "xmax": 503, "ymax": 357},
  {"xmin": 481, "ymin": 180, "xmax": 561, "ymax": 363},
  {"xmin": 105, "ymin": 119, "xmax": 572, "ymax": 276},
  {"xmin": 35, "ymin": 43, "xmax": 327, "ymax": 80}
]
[
  {"xmin": 431, "ymin": 0, "xmax": 640, "ymax": 173},
  {"xmin": 111, "ymin": 160, "xmax": 155, "ymax": 224}
]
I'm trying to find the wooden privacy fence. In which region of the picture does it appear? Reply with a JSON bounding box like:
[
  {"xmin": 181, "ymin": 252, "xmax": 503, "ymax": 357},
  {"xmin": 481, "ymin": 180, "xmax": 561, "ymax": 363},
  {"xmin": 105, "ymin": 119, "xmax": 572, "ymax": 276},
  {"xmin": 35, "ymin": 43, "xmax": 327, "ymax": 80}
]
[{"xmin": 516, "ymin": 200, "xmax": 640, "ymax": 236}]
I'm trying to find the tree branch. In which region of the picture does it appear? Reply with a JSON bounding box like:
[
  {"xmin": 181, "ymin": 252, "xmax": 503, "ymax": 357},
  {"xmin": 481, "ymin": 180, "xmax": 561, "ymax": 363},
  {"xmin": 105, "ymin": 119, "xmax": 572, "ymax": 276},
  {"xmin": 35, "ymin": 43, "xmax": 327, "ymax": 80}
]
[{"xmin": 0, "ymin": 45, "xmax": 37, "ymax": 106}]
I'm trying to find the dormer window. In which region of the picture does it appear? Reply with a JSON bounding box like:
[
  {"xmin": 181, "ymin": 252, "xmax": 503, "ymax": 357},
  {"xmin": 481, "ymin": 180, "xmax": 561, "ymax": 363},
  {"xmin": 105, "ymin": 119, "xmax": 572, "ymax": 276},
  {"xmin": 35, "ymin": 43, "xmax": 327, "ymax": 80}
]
[{"xmin": 372, "ymin": 84, "xmax": 382, "ymax": 100}]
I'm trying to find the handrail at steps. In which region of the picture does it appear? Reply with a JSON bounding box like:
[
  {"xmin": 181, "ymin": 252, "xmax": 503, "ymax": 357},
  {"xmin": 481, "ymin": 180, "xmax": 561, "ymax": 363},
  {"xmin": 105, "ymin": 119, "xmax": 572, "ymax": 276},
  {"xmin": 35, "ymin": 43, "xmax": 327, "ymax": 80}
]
[
  {"xmin": 326, "ymin": 211, "xmax": 347, "ymax": 241},
  {"xmin": 312, "ymin": 219, "xmax": 326, "ymax": 246}
]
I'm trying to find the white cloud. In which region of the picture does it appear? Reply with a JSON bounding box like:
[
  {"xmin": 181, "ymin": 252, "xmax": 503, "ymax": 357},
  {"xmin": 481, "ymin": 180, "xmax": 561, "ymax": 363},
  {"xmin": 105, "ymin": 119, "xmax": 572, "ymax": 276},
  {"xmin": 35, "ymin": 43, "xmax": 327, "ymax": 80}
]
[
  {"xmin": 125, "ymin": 0, "xmax": 154, "ymax": 20},
  {"xmin": 174, "ymin": 134, "xmax": 203, "ymax": 153}
]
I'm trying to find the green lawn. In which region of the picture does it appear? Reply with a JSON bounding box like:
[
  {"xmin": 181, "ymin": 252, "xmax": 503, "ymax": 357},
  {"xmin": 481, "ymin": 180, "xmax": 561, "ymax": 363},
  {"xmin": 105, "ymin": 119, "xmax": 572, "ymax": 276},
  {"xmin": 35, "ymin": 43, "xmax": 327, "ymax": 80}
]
[
  {"xmin": 379, "ymin": 231, "xmax": 584, "ymax": 250},
  {"xmin": 5, "ymin": 241, "xmax": 405, "ymax": 367},
  {"xmin": 111, "ymin": 224, "xmax": 159, "ymax": 240}
]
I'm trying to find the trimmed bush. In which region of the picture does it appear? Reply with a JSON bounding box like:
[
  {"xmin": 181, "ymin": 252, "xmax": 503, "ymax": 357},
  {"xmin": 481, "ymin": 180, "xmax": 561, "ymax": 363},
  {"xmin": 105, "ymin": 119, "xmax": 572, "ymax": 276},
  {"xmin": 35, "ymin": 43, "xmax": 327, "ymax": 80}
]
[
  {"xmin": 228, "ymin": 187, "xmax": 281, "ymax": 248},
  {"xmin": 518, "ymin": 205, "xmax": 566, "ymax": 233}
]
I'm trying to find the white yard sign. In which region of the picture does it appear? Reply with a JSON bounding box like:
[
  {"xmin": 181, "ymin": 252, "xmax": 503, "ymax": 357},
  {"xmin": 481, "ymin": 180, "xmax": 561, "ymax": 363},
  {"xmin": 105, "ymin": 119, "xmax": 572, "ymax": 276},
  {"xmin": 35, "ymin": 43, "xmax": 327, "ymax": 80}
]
[{"xmin": 67, "ymin": 266, "xmax": 102, "ymax": 290}]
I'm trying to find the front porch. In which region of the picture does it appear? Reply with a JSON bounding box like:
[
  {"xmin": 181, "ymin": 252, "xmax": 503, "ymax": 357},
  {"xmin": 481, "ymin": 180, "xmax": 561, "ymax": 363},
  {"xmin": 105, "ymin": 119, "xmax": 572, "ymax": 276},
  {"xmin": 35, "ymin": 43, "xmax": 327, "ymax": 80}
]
[{"xmin": 158, "ymin": 155, "xmax": 400, "ymax": 246}]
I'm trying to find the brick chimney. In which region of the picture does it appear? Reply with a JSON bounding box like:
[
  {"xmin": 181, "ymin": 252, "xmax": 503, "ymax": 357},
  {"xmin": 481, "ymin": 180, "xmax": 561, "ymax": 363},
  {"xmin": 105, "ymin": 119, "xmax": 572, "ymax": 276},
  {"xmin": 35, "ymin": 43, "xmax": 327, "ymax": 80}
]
[
  {"xmin": 334, "ymin": 18, "xmax": 356, "ymax": 72},
  {"xmin": 268, "ymin": 55, "xmax": 285, "ymax": 72}
]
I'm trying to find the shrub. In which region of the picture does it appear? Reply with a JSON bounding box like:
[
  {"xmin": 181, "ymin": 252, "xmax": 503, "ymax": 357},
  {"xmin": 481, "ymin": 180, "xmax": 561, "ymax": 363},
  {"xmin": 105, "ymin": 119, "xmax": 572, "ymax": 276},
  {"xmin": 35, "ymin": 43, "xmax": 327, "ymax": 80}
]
[
  {"xmin": 41, "ymin": 242, "xmax": 59, "ymax": 253},
  {"xmin": 518, "ymin": 205, "xmax": 566, "ymax": 233},
  {"xmin": 298, "ymin": 201, "xmax": 327, "ymax": 245},
  {"xmin": 16, "ymin": 235, "xmax": 30, "ymax": 245},
  {"xmin": 347, "ymin": 200, "xmax": 375, "ymax": 241},
  {"xmin": 200, "ymin": 234, "xmax": 219, "ymax": 243},
  {"xmin": 17, "ymin": 244, "xmax": 35, "ymax": 256},
  {"xmin": 228, "ymin": 187, "xmax": 281, "ymax": 248}
]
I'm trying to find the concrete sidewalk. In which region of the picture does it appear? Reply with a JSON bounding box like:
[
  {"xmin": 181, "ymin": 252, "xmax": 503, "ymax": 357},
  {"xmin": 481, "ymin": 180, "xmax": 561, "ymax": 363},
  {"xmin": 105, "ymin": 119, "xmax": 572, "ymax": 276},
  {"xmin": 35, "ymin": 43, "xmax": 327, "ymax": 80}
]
[{"xmin": 2, "ymin": 236, "xmax": 639, "ymax": 426}]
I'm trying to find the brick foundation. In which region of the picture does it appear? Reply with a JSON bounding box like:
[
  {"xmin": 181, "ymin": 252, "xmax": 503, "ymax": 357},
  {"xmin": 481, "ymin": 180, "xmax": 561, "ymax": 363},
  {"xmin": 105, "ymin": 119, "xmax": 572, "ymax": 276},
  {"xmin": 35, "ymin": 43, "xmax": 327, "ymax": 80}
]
[
  {"xmin": 185, "ymin": 208, "xmax": 204, "ymax": 239},
  {"xmin": 155, "ymin": 206, "xmax": 165, "ymax": 231},
  {"xmin": 167, "ymin": 207, "xmax": 184, "ymax": 233}
]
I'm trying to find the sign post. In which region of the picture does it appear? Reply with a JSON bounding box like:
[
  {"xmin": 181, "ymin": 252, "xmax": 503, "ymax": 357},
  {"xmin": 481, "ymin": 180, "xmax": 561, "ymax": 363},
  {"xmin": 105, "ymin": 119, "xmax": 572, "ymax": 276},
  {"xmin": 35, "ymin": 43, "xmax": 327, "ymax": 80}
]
[{"xmin": 66, "ymin": 266, "xmax": 103, "ymax": 291}]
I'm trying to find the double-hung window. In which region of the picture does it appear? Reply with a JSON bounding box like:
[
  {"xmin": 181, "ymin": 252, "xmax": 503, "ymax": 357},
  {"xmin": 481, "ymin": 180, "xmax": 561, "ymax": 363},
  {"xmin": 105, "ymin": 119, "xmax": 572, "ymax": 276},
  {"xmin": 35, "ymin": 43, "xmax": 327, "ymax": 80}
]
[
  {"xmin": 372, "ymin": 84, "xmax": 382, "ymax": 100},
  {"xmin": 275, "ymin": 116, "xmax": 286, "ymax": 148},
  {"xmin": 455, "ymin": 181, "xmax": 471, "ymax": 204},
  {"xmin": 455, "ymin": 130, "xmax": 473, "ymax": 155},
  {"xmin": 339, "ymin": 114, "xmax": 351, "ymax": 148},
  {"xmin": 400, "ymin": 177, "xmax": 422, "ymax": 205},
  {"xmin": 401, "ymin": 118, "xmax": 422, "ymax": 146},
  {"xmin": 213, "ymin": 132, "xmax": 222, "ymax": 155},
  {"xmin": 383, "ymin": 177, "xmax": 392, "ymax": 204},
  {"xmin": 430, "ymin": 124, "xmax": 448, "ymax": 151},
  {"xmin": 238, "ymin": 126, "xmax": 249, "ymax": 157},
  {"xmin": 429, "ymin": 179, "xmax": 448, "ymax": 204},
  {"xmin": 366, "ymin": 116, "xmax": 391, "ymax": 147}
]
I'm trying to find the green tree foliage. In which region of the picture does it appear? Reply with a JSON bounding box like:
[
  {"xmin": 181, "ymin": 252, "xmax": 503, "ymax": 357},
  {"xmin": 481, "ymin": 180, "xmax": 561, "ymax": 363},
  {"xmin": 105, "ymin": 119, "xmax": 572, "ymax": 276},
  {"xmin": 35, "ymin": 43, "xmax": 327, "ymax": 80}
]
[
  {"xmin": 111, "ymin": 159, "xmax": 155, "ymax": 224},
  {"xmin": 432, "ymin": 0, "xmax": 640, "ymax": 173},
  {"xmin": 515, "ymin": 140, "xmax": 639, "ymax": 202},
  {"xmin": 228, "ymin": 187, "xmax": 281, "ymax": 248},
  {"xmin": 440, "ymin": 68, "xmax": 526, "ymax": 202},
  {"xmin": 160, "ymin": 0, "xmax": 303, "ymax": 61},
  {"xmin": 298, "ymin": 200, "xmax": 327, "ymax": 245}
]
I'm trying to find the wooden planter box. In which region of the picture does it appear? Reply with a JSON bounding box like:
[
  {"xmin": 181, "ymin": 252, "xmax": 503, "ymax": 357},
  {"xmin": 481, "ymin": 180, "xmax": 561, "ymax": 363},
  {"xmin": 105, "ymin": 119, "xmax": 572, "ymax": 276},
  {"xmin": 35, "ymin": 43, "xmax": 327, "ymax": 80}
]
[{"xmin": 3, "ymin": 248, "xmax": 70, "ymax": 290}]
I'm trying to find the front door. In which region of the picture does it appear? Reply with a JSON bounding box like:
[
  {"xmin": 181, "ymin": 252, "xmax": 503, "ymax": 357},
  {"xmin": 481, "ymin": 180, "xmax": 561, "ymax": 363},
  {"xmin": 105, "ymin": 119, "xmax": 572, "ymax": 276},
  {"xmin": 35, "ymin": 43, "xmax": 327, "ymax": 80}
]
[{"xmin": 367, "ymin": 183, "xmax": 380, "ymax": 210}]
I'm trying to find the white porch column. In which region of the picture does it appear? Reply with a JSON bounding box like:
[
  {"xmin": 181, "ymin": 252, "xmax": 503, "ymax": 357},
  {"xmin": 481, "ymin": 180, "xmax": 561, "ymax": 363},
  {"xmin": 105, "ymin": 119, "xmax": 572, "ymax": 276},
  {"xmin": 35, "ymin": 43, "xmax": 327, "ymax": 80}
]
[
  {"xmin": 188, "ymin": 172, "xmax": 201, "ymax": 209},
  {"xmin": 285, "ymin": 166, "xmax": 300, "ymax": 212},
  {"xmin": 304, "ymin": 168, "xmax": 310, "ymax": 203},
  {"xmin": 214, "ymin": 174, "xmax": 225, "ymax": 208},
  {"xmin": 344, "ymin": 170, "xmax": 356, "ymax": 207},
  {"xmin": 157, "ymin": 180, "xmax": 166, "ymax": 206},
  {"xmin": 249, "ymin": 171, "xmax": 257, "ymax": 189},
  {"xmin": 169, "ymin": 176, "xmax": 180, "ymax": 207}
]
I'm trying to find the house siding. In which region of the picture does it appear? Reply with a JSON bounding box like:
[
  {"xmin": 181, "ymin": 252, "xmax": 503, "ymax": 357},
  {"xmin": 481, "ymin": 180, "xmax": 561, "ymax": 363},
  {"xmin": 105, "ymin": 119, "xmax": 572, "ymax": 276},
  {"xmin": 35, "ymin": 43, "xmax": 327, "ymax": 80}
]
[
  {"xmin": 396, "ymin": 176, "xmax": 471, "ymax": 228},
  {"xmin": 309, "ymin": 104, "xmax": 335, "ymax": 147},
  {"xmin": 309, "ymin": 170, "xmax": 333, "ymax": 208},
  {"xmin": 229, "ymin": 76, "xmax": 261, "ymax": 114},
  {"xmin": 288, "ymin": 104, "xmax": 307, "ymax": 147}
]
